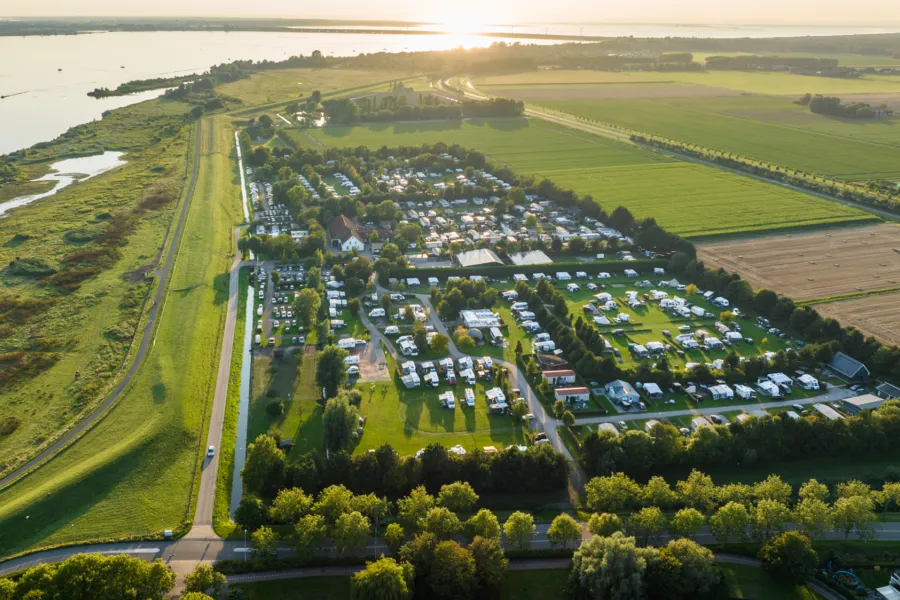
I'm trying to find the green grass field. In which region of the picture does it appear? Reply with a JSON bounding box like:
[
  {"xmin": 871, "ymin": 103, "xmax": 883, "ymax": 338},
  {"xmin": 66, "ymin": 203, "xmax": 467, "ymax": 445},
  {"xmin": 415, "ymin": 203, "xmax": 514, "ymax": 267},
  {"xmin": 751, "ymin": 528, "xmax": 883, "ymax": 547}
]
[
  {"xmin": 691, "ymin": 52, "xmax": 900, "ymax": 68},
  {"xmin": 0, "ymin": 114, "xmax": 242, "ymax": 558},
  {"xmin": 721, "ymin": 564, "xmax": 821, "ymax": 599},
  {"xmin": 535, "ymin": 96, "xmax": 900, "ymax": 180},
  {"xmin": 619, "ymin": 70, "xmax": 900, "ymax": 96},
  {"xmin": 294, "ymin": 119, "xmax": 871, "ymax": 238},
  {"xmin": 0, "ymin": 99, "xmax": 192, "ymax": 472}
]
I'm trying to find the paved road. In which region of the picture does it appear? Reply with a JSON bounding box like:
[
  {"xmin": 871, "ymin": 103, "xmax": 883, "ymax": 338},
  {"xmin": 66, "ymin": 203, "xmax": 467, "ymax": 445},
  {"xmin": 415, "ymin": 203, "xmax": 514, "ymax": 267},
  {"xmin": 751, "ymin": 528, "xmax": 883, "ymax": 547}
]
[
  {"xmin": 191, "ymin": 255, "xmax": 247, "ymax": 535},
  {"xmin": 574, "ymin": 386, "xmax": 855, "ymax": 427},
  {"xmin": 0, "ymin": 118, "xmax": 205, "ymax": 490}
]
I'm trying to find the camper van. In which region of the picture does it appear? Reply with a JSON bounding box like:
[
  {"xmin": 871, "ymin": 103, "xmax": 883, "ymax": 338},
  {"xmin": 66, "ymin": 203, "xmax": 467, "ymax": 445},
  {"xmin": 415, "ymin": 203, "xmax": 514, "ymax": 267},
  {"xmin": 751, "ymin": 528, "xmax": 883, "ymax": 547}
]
[{"xmin": 344, "ymin": 356, "xmax": 360, "ymax": 366}]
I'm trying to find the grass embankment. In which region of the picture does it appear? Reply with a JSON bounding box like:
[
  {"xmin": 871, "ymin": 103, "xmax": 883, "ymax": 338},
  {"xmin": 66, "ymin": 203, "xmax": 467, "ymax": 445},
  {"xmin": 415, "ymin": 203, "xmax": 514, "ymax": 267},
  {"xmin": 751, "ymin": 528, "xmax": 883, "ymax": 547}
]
[
  {"xmin": 0, "ymin": 99, "xmax": 192, "ymax": 474},
  {"xmin": 213, "ymin": 266, "xmax": 250, "ymax": 538},
  {"xmin": 295, "ymin": 118, "xmax": 870, "ymax": 238},
  {"xmin": 0, "ymin": 114, "xmax": 241, "ymax": 558}
]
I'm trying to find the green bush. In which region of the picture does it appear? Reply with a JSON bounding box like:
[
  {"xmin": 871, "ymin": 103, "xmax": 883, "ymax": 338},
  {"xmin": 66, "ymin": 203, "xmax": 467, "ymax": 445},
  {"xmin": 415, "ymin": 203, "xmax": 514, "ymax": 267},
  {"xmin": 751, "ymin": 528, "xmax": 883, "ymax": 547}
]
[{"xmin": 7, "ymin": 257, "xmax": 57, "ymax": 277}]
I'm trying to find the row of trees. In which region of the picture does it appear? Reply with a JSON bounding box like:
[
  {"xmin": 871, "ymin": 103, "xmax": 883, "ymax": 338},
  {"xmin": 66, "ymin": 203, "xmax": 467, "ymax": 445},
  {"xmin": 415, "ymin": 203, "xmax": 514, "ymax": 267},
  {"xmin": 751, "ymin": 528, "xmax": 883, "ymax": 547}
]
[
  {"xmin": 241, "ymin": 436, "xmax": 568, "ymax": 504},
  {"xmin": 580, "ymin": 401, "xmax": 900, "ymax": 478},
  {"xmin": 800, "ymin": 93, "xmax": 893, "ymax": 118},
  {"xmin": 584, "ymin": 471, "xmax": 898, "ymax": 542}
]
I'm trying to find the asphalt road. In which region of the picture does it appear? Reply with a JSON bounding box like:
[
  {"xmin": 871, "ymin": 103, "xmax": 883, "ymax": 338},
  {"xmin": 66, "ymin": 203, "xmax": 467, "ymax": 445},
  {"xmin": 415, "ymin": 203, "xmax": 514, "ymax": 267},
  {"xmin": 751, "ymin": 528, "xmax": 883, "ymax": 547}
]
[{"xmin": 0, "ymin": 117, "xmax": 205, "ymax": 491}]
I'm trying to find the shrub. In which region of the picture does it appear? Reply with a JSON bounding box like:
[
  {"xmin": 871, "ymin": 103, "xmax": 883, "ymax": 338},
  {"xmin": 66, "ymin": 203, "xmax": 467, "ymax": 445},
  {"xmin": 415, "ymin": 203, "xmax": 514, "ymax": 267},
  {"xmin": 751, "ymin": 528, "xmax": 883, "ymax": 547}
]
[{"xmin": 8, "ymin": 257, "xmax": 57, "ymax": 277}]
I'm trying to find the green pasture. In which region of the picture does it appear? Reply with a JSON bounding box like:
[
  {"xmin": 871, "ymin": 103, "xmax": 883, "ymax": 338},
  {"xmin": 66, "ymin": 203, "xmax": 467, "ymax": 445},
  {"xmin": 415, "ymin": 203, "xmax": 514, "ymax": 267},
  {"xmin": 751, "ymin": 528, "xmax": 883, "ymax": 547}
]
[
  {"xmin": 0, "ymin": 115, "xmax": 242, "ymax": 558},
  {"xmin": 536, "ymin": 96, "xmax": 900, "ymax": 180},
  {"xmin": 624, "ymin": 70, "xmax": 900, "ymax": 96},
  {"xmin": 0, "ymin": 99, "xmax": 191, "ymax": 471},
  {"xmin": 690, "ymin": 51, "xmax": 900, "ymax": 68},
  {"xmin": 296, "ymin": 119, "xmax": 870, "ymax": 238}
]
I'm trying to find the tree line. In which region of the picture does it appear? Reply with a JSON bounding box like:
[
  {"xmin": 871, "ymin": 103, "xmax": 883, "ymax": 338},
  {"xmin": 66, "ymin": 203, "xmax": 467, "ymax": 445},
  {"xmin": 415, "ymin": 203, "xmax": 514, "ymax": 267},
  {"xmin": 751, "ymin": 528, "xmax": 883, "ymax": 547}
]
[
  {"xmin": 579, "ymin": 401, "xmax": 900, "ymax": 480},
  {"xmin": 239, "ymin": 435, "xmax": 568, "ymax": 510},
  {"xmin": 799, "ymin": 93, "xmax": 894, "ymax": 118}
]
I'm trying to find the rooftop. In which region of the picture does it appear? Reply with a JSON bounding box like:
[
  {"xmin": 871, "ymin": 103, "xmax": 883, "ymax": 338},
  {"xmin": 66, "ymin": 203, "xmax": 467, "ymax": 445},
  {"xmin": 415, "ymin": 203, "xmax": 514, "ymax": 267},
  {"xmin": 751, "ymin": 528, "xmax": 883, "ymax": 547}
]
[
  {"xmin": 455, "ymin": 248, "xmax": 503, "ymax": 268},
  {"xmin": 508, "ymin": 250, "xmax": 553, "ymax": 266}
]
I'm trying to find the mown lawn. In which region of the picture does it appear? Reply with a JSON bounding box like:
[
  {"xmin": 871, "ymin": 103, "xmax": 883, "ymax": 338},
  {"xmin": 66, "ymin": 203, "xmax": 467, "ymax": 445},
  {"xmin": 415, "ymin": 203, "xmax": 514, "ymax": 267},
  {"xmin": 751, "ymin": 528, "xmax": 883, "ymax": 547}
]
[
  {"xmin": 298, "ymin": 119, "xmax": 871, "ymax": 238},
  {"xmin": 720, "ymin": 564, "xmax": 821, "ymax": 599},
  {"xmin": 352, "ymin": 349, "xmax": 527, "ymax": 456},
  {"xmin": 0, "ymin": 113, "xmax": 242, "ymax": 558}
]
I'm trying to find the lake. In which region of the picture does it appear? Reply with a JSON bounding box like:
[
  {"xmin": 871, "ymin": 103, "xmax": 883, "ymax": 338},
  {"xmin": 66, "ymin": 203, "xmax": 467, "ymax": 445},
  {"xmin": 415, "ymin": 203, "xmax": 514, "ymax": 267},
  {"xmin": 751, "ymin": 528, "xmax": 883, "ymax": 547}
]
[
  {"xmin": 0, "ymin": 151, "xmax": 126, "ymax": 216},
  {"xmin": 0, "ymin": 30, "xmax": 544, "ymax": 155},
  {"xmin": 1, "ymin": 25, "xmax": 898, "ymax": 155}
]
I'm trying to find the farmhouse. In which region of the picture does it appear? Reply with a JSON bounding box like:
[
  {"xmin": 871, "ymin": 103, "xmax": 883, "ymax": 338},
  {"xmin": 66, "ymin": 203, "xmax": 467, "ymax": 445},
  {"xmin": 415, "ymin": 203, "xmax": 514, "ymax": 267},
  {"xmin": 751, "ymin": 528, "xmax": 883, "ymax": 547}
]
[
  {"xmin": 605, "ymin": 380, "xmax": 640, "ymax": 406},
  {"xmin": 327, "ymin": 215, "xmax": 365, "ymax": 252},
  {"xmin": 827, "ymin": 352, "xmax": 870, "ymax": 383},
  {"xmin": 542, "ymin": 369, "xmax": 577, "ymax": 386},
  {"xmin": 454, "ymin": 248, "xmax": 503, "ymax": 268},
  {"xmin": 843, "ymin": 394, "xmax": 885, "ymax": 415},
  {"xmin": 555, "ymin": 387, "xmax": 590, "ymax": 404}
]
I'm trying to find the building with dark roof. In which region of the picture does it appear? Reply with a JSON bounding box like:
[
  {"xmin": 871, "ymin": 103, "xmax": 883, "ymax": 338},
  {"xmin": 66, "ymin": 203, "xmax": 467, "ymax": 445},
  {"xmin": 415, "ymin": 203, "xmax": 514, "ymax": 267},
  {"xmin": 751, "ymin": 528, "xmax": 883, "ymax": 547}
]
[
  {"xmin": 876, "ymin": 382, "xmax": 900, "ymax": 400},
  {"xmin": 827, "ymin": 352, "xmax": 870, "ymax": 383},
  {"xmin": 328, "ymin": 215, "xmax": 365, "ymax": 253}
]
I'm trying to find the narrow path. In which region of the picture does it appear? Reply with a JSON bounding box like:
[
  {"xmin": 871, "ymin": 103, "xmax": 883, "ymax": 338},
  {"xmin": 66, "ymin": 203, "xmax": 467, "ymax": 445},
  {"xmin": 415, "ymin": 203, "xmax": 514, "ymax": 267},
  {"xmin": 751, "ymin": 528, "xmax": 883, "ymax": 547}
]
[{"xmin": 0, "ymin": 117, "xmax": 205, "ymax": 490}]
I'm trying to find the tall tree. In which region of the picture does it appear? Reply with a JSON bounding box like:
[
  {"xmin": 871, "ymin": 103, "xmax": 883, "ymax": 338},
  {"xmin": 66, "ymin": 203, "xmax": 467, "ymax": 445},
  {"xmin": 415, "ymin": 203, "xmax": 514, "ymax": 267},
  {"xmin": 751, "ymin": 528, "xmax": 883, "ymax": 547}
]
[
  {"xmin": 420, "ymin": 507, "xmax": 461, "ymax": 540},
  {"xmin": 503, "ymin": 512, "xmax": 536, "ymax": 551},
  {"xmin": 323, "ymin": 394, "xmax": 359, "ymax": 452},
  {"xmin": 831, "ymin": 495, "xmax": 877, "ymax": 540},
  {"xmin": 588, "ymin": 513, "xmax": 623, "ymax": 537},
  {"xmin": 385, "ymin": 523, "xmax": 406, "ymax": 555},
  {"xmin": 251, "ymin": 526, "xmax": 277, "ymax": 557},
  {"xmin": 437, "ymin": 482, "xmax": 479, "ymax": 513},
  {"xmin": 334, "ymin": 511, "xmax": 371, "ymax": 554},
  {"xmin": 427, "ymin": 541, "xmax": 476, "ymax": 600},
  {"xmin": 350, "ymin": 557, "xmax": 414, "ymax": 600},
  {"xmin": 547, "ymin": 514, "xmax": 582, "ymax": 549},
  {"xmin": 793, "ymin": 498, "xmax": 831, "ymax": 540},
  {"xmin": 465, "ymin": 509, "xmax": 501, "ymax": 541},
  {"xmin": 469, "ymin": 536, "xmax": 507, "ymax": 595},
  {"xmin": 751, "ymin": 500, "xmax": 792, "ymax": 542},
  {"xmin": 242, "ymin": 434, "xmax": 286, "ymax": 499},
  {"xmin": 759, "ymin": 532, "xmax": 818, "ymax": 584},
  {"xmin": 269, "ymin": 487, "xmax": 314, "ymax": 524},
  {"xmin": 294, "ymin": 514, "xmax": 328, "ymax": 558},
  {"xmin": 293, "ymin": 288, "xmax": 322, "ymax": 328},
  {"xmin": 397, "ymin": 486, "xmax": 435, "ymax": 532},
  {"xmin": 710, "ymin": 502, "xmax": 750, "ymax": 543},
  {"xmin": 567, "ymin": 532, "xmax": 647, "ymax": 600},
  {"xmin": 183, "ymin": 564, "xmax": 227, "ymax": 599},
  {"xmin": 316, "ymin": 345, "xmax": 350, "ymax": 399},
  {"xmin": 668, "ymin": 508, "xmax": 705, "ymax": 540},
  {"xmin": 629, "ymin": 507, "xmax": 665, "ymax": 546}
]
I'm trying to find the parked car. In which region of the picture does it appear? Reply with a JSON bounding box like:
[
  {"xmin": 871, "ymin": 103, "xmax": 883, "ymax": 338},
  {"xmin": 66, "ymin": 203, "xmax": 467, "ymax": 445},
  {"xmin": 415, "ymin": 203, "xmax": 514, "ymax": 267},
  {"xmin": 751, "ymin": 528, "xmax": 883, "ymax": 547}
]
[
  {"xmin": 618, "ymin": 421, "xmax": 628, "ymax": 430},
  {"xmin": 346, "ymin": 366, "xmax": 360, "ymax": 376},
  {"xmin": 207, "ymin": 446, "xmax": 215, "ymax": 457}
]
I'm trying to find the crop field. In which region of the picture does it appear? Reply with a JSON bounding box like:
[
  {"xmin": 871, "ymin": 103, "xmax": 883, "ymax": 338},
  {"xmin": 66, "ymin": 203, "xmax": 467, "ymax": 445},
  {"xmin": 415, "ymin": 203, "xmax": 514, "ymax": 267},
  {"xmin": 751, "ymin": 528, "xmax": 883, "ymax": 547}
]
[
  {"xmin": 532, "ymin": 95, "xmax": 900, "ymax": 179},
  {"xmin": 472, "ymin": 71, "xmax": 664, "ymax": 86},
  {"xmin": 616, "ymin": 70, "xmax": 900, "ymax": 96},
  {"xmin": 814, "ymin": 294, "xmax": 900, "ymax": 346},
  {"xmin": 545, "ymin": 162, "xmax": 873, "ymax": 238},
  {"xmin": 698, "ymin": 225, "xmax": 900, "ymax": 301},
  {"xmin": 217, "ymin": 68, "xmax": 421, "ymax": 107},
  {"xmin": 489, "ymin": 83, "xmax": 744, "ymax": 101},
  {"xmin": 299, "ymin": 119, "xmax": 871, "ymax": 238},
  {"xmin": 690, "ymin": 52, "xmax": 900, "ymax": 68},
  {"xmin": 0, "ymin": 99, "xmax": 191, "ymax": 472},
  {"xmin": 0, "ymin": 114, "xmax": 241, "ymax": 558}
]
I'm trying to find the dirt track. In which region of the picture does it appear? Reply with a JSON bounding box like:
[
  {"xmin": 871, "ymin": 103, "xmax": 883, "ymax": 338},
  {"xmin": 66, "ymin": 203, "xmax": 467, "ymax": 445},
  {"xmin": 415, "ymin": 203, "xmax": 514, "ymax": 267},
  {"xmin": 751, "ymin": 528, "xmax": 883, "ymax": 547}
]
[{"xmin": 698, "ymin": 224, "xmax": 900, "ymax": 301}]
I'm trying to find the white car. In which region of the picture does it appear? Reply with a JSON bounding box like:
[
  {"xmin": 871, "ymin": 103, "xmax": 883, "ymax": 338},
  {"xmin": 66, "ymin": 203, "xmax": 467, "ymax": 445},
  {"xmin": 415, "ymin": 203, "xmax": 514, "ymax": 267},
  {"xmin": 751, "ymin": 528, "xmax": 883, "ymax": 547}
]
[
  {"xmin": 346, "ymin": 366, "xmax": 360, "ymax": 376},
  {"xmin": 207, "ymin": 446, "xmax": 215, "ymax": 457}
]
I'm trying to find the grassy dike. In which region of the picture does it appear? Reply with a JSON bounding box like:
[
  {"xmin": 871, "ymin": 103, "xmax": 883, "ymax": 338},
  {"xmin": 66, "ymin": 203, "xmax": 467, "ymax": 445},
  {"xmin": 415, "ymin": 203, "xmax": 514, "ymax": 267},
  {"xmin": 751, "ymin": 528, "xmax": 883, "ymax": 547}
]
[
  {"xmin": 213, "ymin": 265, "xmax": 250, "ymax": 539},
  {"xmin": 0, "ymin": 114, "xmax": 242, "ymax": 558}
]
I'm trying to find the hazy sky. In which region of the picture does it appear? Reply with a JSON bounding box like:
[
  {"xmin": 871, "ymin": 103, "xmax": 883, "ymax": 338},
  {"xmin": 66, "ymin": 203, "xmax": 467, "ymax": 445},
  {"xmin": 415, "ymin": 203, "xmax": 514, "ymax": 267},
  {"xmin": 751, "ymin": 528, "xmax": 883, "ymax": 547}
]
[{"xmin": 3, "ymin": 0, "xmax": 899, "ymax": 26}]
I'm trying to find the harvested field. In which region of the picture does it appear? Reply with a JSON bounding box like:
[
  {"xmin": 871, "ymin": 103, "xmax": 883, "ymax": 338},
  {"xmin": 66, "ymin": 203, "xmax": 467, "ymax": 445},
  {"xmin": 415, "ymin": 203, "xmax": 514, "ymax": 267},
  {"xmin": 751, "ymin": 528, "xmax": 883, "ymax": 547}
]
[
  {"xmin": 484, "ymin": 83, "xmax": 743, "ymax": 101},
  {"xmin": 698, "ymin": 224, "xmax": 900, "ymax": 301},
  {"xmin": 472, "ymin": 70, "xmax": 659, "ymax": 86},
  {"xmin": 814, "ymin": 294, "xmax": 900, "ymax": 346},
  {"xmin": 838, "ymin": 93, "xmax": 900, "ymax": 111}
]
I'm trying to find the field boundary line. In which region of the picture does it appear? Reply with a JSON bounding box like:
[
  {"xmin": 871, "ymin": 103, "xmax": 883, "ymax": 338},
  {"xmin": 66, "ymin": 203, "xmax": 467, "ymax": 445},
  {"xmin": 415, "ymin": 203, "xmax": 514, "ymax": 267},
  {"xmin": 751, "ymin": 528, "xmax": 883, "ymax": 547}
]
[{"xmin": 801, "ymin": 286, "xmax": 900, "ymax": 307}]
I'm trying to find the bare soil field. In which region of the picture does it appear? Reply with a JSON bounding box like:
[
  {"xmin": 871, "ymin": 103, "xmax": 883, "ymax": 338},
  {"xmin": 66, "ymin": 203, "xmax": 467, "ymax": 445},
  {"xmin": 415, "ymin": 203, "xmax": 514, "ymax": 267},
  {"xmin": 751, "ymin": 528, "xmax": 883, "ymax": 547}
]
[
  {"xmin": 697, "ymin": 224, "xmax": 900, "ymax": 301},
  {"xmin": 486, "ymin": 84, "xmax": 744, "ymax": 101},
  {"xmin": 472, "ymin": 70, "xmax": 659, "ymax": 86},
  {"xmin": 814, "ymin": 294, "xmax": 900, "ymax": 346},
  {"xmin": 838, "ymin": 93, "xmax": 900, "ymax": 111}
]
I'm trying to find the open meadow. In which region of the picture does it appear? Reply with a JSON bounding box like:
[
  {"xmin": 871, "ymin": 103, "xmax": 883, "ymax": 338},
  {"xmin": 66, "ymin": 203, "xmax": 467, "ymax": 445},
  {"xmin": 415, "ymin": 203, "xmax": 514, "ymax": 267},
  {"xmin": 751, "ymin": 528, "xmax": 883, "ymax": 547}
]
[
  {"xmin": 217, "ymin": 67, "xmax": 423, "ymax": 108},
  {"xmin": 0, "ymin": 98, "xmax": 191, "ymax": 474},
  {"xmin": 533, "ymin": 95, "xmax": 900, "ymax": 180},
  {"xmin": 0, "ymin": 114, "xmax": 242, "ymax": 558},
  {"xmin": 698, "ymin": 224, "xmax": 900, "ymax": 301},
  {"xmin": 295, "ymin": 119, "xmax": 872, "ymax": 238}
]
